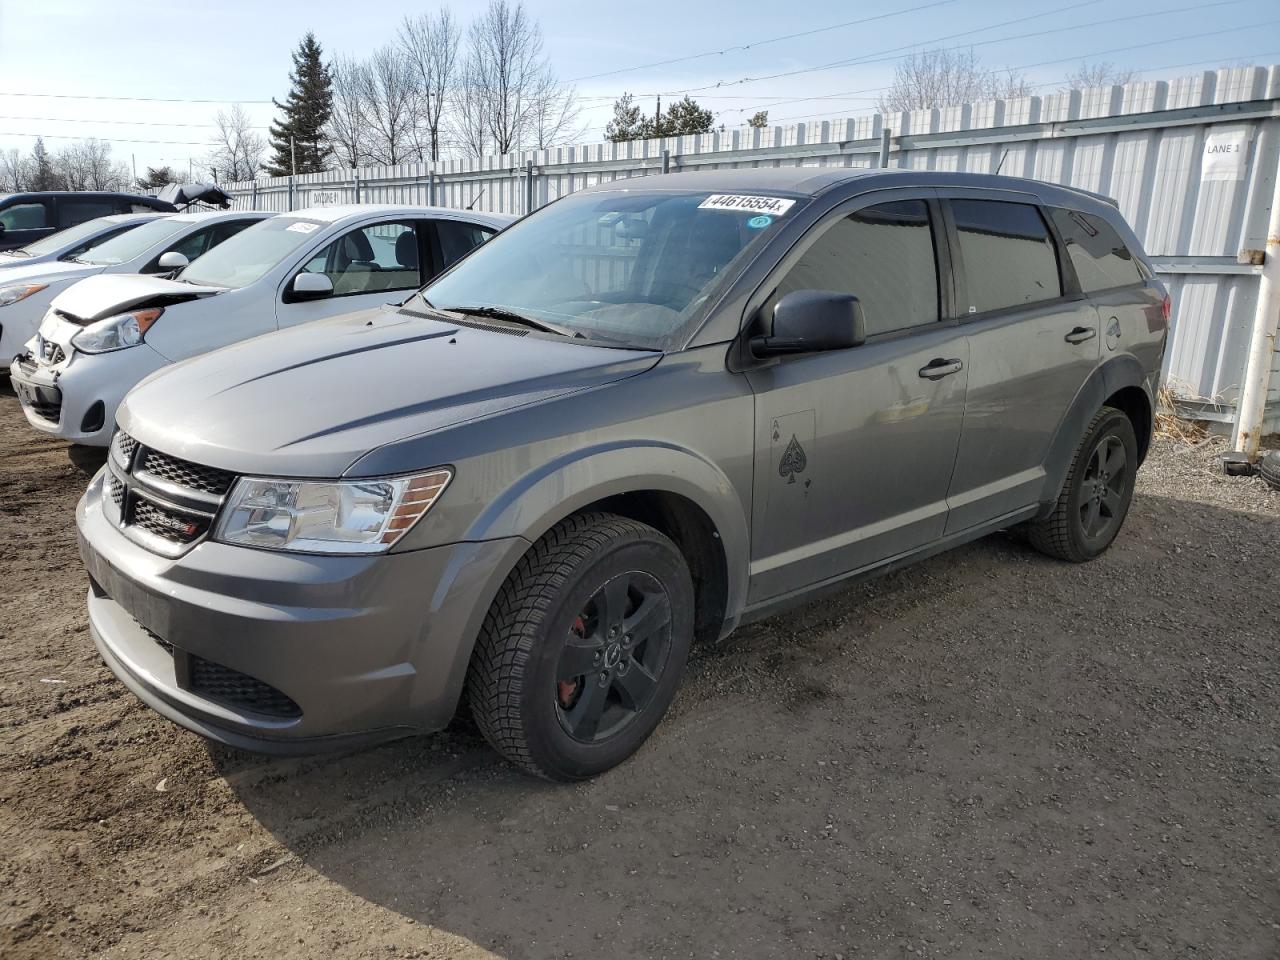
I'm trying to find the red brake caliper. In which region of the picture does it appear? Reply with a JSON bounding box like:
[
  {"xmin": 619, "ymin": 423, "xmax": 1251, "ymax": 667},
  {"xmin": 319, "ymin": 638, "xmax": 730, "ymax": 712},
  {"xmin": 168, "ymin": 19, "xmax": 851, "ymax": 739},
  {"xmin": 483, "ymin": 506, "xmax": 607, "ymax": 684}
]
[{"xmin": 558, "ymin": 615, "xmax": 587, "ymax": 707}]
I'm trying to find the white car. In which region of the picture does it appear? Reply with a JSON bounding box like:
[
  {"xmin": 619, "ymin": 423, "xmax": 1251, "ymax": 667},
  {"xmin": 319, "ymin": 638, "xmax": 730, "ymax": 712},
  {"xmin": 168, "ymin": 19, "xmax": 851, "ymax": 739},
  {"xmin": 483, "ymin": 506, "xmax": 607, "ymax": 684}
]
[
  {"xmin": 0, "ymin": 213, "xmax": 166, "ymax": 271},
  {"xmin": 10, "ymin": 204, "xmax": 514, "ymax": 445},
  {"xmin": 0, "ymin": 209, "xmax": 271, "ymax": 361}
]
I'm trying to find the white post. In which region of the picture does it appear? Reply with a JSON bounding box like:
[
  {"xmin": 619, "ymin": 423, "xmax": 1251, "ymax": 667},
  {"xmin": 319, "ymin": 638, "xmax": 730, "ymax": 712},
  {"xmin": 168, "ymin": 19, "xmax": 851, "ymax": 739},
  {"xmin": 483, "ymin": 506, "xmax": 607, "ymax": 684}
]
[{"xmin": 1231, "ymin": 150, "xmax": 1280, "ymax": 460}]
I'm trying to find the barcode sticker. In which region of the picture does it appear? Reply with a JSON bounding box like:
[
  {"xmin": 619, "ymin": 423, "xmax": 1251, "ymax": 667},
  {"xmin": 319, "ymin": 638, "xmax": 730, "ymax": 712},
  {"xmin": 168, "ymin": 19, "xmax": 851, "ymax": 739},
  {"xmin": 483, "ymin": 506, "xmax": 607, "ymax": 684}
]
[{"xmin": 698, "ymin": 194, "xmax": 796, "ymax": 215}]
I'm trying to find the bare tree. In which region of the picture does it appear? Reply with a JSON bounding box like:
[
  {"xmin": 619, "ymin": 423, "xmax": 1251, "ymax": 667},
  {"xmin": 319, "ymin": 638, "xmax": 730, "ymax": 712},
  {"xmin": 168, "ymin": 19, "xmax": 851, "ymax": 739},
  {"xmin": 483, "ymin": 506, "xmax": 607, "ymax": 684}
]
[
  {"xmin": 878, "ymin": 48, "xmax": 1031, "ymax": 113},
  {"xmin": 528, "ymin": 82, "xmax": 583, "ymax": 149},
  {"xmin": 464, "ymin": 0, "xmax": 572, "ymax": 155},
  {"xmin": 399, "ymin": 8, "xmax": 460, "ymax": 162},
  {"xmin": 208, "ymin": 104, "xmax": 266, "ymax": 182},
  {"xmin": 326, "ymin": 55, "xmax": 371, "ymax": 169},
  {"xmin": 1061, "ymin": 61, "xmax": 1137, "ymax": 91},
  {"xmin": 0, "ymin": 148, "xmax": 30, "ymax": 191},
  {"xmin": 359, "ymin": 44, "xmax": 421, "ymax": 165},
  {"xmin": 52, "ymin": 139, "xmax": 131, "ymax": 190},
  {"xmin": 450, "ymin": 57, "xmax": 492, "ymax": 159}
]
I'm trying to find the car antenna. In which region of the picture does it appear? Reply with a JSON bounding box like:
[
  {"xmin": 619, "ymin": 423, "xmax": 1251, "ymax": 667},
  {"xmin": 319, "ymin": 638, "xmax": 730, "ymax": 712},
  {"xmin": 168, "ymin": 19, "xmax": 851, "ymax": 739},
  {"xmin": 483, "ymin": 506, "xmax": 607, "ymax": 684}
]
[
  {"xmin": 466, "ymin": 186, "xmax": 487, "ymax": 210},
  {"xmin": 995, "ymin": 149, "xmax": 1009, "ymax": 175}
]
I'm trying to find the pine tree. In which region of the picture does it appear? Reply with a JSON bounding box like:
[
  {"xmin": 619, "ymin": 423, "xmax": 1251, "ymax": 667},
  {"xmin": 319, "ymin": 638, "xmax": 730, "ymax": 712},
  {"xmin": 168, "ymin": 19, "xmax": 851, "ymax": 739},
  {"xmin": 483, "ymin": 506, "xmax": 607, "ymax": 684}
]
[
  {"xmin": 604, "ymin": 93, "xmax": 645, "ymax": 143},
  {"xmin": 265, "ymin": 33, "xmax": 334, "ymax": 176},
  {"xmin": 30, "ymin": 138, "xmax": 59, "ymax": 190}
]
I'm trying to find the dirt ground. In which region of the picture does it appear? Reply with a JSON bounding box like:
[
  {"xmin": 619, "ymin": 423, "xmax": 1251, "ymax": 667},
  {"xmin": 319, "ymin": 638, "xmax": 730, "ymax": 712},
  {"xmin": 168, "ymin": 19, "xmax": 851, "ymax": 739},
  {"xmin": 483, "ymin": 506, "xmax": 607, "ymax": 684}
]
[{"xmin": 1, "ymin": 381, "xmax": 1277, "ymax": 960}]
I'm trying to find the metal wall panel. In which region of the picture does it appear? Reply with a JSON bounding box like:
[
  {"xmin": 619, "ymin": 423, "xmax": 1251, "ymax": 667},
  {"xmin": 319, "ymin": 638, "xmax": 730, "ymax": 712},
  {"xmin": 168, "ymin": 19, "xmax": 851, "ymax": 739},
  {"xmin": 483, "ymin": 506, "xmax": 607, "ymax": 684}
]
[{"xmin": 222, "ymin": 65, "xmax": 1280, "ymax": 426}]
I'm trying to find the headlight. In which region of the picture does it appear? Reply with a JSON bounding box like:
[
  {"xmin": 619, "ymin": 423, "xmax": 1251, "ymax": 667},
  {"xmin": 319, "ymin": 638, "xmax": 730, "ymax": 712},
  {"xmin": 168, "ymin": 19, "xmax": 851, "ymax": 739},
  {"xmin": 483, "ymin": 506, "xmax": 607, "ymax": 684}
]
[
  {"xmin": 0, "ymin": 282, "xmax": 47, "ymax": 307},
  {"xmin": 71, "ymin": 307, "xmax": 164, "ymax": 354},
  {"xmin": 215, "ymin": 469, "xmax": 452, "ymax": 554}
]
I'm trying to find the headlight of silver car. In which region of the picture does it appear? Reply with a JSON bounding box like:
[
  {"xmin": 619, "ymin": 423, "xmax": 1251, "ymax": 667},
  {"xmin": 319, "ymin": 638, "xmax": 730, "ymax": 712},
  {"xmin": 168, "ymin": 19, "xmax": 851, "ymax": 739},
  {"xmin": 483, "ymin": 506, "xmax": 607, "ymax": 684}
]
[
  {"xmin": 71, "ymin": 307, "xmax": 163, "ymax": 354},
  {"xmin": 214, "ymin": 470, "xmax": 452, "ymax": 554},
  {"xmin": 0, "ymin": 282, "xmax": 47, "ymax": 306}
]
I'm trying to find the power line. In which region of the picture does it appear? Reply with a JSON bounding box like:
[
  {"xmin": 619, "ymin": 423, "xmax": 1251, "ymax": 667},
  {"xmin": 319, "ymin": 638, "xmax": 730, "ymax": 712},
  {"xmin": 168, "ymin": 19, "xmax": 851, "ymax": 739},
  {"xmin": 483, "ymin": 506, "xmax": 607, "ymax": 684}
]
[
  {"xmin": 0, "ymin": 131, "xmax": 211, "ymax": 147},
  {"xmin": 567, "ymin": 0, "xmax": 964, "ymax": 83},
  {"xmin": 0, "ymin": 114, "xmax": 269, "ymax": 130},
  {"xmin": 0, "ymin": 91, "xmax": 272, "ymax": 105},
  {"xmin": 665, "ymin": 0, "xmax": 1247, "ymax": 97}
]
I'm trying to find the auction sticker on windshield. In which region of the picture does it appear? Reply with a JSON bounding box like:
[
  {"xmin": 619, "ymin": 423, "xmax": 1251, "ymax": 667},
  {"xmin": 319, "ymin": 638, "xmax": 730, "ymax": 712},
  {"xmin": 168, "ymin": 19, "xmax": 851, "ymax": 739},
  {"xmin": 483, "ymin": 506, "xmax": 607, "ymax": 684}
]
[
  {"xmin": 698, "ymin": 194, "xmax": 796, "ymax": 215},
  {"xmin": 285, "ymin": 222, "xmax": 321, "ymax": 234}
]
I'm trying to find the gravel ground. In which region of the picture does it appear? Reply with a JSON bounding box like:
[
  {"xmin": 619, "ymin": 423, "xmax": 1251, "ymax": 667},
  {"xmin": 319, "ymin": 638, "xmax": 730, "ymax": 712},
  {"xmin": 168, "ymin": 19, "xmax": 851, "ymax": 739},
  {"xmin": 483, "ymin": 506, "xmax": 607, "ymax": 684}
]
[{"xmin": 0, "ymin": 382, "xmax": 1277, "ymax": 960}]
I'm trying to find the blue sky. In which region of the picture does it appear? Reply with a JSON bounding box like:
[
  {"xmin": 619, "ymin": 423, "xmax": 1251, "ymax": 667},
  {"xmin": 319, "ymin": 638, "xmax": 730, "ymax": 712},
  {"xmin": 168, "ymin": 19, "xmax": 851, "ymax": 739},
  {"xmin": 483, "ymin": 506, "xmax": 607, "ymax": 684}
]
[{"xmin": 0, "ymin": 0, "xmax": 1276, "ymax": 174}]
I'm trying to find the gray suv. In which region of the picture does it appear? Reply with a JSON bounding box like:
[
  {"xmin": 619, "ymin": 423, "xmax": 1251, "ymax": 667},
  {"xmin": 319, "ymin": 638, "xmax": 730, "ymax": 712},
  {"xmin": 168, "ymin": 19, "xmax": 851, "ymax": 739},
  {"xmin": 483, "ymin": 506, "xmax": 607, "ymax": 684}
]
[{"xmin": 76, "ymin": 169, "xmax": 1168, "ymax": 779}]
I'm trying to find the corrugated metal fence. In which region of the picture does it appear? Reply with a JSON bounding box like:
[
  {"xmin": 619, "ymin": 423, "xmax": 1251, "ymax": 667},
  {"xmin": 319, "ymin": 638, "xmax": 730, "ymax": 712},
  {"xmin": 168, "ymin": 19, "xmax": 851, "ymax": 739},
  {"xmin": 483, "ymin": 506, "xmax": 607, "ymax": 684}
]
[{"xmin": 222, "ymin": 64, "xmax": 1280, "ymax": 429}]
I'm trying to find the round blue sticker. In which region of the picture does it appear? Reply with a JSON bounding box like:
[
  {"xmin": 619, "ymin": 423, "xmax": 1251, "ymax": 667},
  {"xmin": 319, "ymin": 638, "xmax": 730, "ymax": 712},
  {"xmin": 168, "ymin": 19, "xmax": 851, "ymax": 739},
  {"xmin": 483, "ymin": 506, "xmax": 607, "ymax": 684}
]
[{"xmin": 747, "ymin": 215, "xmax": 773, "ymax": 229}]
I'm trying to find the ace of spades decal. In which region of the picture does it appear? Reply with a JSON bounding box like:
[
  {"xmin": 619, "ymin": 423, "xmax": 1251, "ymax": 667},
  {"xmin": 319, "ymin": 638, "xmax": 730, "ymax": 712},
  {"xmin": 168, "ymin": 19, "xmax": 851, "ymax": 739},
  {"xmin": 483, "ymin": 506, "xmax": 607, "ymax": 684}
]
[{"xmin": 778, "ymin": 434, "xmax": 808, "ymax": 484}]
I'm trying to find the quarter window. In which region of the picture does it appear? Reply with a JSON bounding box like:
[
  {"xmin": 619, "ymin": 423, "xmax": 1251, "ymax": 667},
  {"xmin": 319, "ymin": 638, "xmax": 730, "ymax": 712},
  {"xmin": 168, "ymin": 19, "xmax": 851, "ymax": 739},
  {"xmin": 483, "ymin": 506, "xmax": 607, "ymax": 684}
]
[
  {"xmin": 1049, "ymin": 208, "xmax": 1143, "ymax": 292},
  {"xmin": 776, "ymin": 199, "xmax": 939, "ymax": 337},
  {"xmin": 950, "ymin": 199, "xmax": 1061, "ymax": 313}
]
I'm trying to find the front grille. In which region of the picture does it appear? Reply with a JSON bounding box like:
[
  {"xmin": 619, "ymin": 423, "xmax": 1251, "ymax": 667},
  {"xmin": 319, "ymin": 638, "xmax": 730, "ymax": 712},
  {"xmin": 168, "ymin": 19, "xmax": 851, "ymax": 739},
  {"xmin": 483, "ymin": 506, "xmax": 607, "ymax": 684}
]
[
  {"xmin": 131, "ymin": 498, "xmax": 208, "ymax": 544},
  {"xmin": 105, "ymin": 431, "xmax": 237, "ymax": 556},
  {"xmin": 106, "ymin": 473, "xmax": 125, "ymax": 509},
  {"xmin": 111, "ymin": 431, "xmax": 139, "ymax": 469},
  {"xmin": 138, "ymin": 449, "xmax": 235, "ymax": 497},
  {"xmin": 39, "ymin": 339, "xmax": 65, "ymax": 365},
  {"xmin": 189, "ymin": 655, "xmax": 302, "ymax": 718},
  {"xmin": 27, "ymin": 395, "xmax": 61, "ymax": 423}
]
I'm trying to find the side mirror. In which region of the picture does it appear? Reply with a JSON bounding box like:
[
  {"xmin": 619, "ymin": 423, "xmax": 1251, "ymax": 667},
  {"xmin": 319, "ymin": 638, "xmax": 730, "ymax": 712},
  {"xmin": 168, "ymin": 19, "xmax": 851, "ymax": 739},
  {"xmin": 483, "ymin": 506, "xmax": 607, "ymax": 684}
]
[
  {"xmin": 0, "ymin": 223, "xmax": 7, "ymax": 236},
  {"xmin": 290, "ymin": 272, "xmax": 334, "ymax": 301},
  {"xmin": 156, "ymin": 250, "xmax": 189, "ymax": 271},
  {"xmin": 750, "ymin": 289, "xmax": 866, "ymax": 357}
]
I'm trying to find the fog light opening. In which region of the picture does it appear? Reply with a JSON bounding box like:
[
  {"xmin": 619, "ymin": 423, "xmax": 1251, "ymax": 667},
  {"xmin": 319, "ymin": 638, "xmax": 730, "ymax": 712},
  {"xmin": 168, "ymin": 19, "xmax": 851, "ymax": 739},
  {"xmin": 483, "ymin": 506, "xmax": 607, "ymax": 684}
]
[{"xmin": 80, "ymin": 401, "xmax": 105, "ymax": 434}]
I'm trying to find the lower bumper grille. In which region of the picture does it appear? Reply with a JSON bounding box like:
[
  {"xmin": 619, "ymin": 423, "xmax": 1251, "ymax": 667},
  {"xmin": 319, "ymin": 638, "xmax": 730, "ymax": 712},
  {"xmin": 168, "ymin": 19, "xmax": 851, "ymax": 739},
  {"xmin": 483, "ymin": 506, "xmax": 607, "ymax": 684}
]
[{"xmin": 189, "ymin": 655, "xmax": 302, "ymax": 719}]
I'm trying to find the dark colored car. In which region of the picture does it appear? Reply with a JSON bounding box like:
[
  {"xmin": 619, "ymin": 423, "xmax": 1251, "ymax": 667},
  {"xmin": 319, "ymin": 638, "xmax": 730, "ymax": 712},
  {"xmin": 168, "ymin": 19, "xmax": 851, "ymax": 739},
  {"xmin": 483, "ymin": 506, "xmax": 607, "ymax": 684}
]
[
  {"xmin": 0, "ymin": 192, "xmax": 176, "ymax": 251},
  {"xmin": 78, "ymin": 169, "xmax": 1169, "ymax": 780}
]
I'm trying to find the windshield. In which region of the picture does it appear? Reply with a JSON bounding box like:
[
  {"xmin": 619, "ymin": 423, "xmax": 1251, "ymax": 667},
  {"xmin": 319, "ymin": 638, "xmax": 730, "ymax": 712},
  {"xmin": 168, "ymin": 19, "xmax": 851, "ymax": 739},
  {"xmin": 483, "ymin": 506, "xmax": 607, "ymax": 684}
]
[
  {"xmin": 420, "ymin": 189, "xmax": 799, "ymax": 349},
  {"xmin": 19, "ymin": 217, "xmax": 123, "ymax": 257},
  {"xmin": 79, "ymin": 217, "xmax": 185, "ymax": 265},
  {"xmin": 181, "ymin": 217, "xmax": 322, "ymax": 289}
]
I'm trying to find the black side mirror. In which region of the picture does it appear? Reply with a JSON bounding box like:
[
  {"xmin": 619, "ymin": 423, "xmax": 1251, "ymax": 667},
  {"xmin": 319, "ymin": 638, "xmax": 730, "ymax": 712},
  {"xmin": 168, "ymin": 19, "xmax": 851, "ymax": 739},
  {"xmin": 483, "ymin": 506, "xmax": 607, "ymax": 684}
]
[{"xmin": 750, "ymin": 289, "xmax": 866, "ymax": 357}]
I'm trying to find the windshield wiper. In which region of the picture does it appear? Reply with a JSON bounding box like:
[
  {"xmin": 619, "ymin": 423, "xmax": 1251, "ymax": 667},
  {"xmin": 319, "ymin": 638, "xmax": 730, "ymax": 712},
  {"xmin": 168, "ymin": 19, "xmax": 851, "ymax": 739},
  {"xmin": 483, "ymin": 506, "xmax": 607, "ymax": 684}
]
[
  {"xmin": 439, "ymin": 304, "xmax": 582, "ymax": 339},
  {"xmin": 8, "ymin": 249, "xmax": 31, "ymax": 258}
]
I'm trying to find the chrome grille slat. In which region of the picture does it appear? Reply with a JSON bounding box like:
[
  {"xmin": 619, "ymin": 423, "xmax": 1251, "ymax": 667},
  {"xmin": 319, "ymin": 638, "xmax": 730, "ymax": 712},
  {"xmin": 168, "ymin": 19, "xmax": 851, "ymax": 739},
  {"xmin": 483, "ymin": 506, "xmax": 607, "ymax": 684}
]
[{"xmin": 108, "ymin": 430, "xmax": 238, "ymax": 556}]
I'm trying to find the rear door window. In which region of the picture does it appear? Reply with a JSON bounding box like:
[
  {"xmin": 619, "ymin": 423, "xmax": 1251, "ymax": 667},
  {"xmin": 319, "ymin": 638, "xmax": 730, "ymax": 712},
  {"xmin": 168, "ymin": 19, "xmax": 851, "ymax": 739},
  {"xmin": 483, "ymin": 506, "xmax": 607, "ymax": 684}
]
[
  {"xmin": 1049, "ymin": 208, "xmax": 1143, "ymax": 292},
  {"xmin": 950, "ymin": 199, "xmax": 1061, "ymax": 314},
  {"xmin": 58, "ymin": 198, "xmax": 117, "ymax": 228},
  {"xmin": 775, "ymin": 199, "xmax": 940, "ymax": 337},
  {"xmin": 435, "ymin": 219, "xmax": 495, "ymax": 270}
]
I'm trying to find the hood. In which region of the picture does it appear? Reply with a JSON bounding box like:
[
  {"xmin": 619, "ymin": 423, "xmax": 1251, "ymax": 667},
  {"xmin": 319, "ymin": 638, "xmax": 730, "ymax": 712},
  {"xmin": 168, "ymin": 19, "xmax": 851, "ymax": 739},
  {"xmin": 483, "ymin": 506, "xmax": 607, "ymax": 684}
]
[
  {"xmin": 119, "ymin": 308, "xmax": 660, "ymax": 478},
  {"xmin": 49, "ymin": 273, "xmax": 223, "ymax": 322},
  {"xmin": 0, "ymin": 259, "xmax": 99, "ymax": 287}
]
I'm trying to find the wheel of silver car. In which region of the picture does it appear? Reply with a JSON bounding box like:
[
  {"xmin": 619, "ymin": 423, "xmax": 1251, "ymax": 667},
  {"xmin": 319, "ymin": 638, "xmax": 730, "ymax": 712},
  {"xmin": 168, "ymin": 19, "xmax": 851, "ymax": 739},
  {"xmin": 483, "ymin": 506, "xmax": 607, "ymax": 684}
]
[
  {"xmin": 1029, "ymin": 406, "xmax": 1138, "ymax": 562},
  {"xmin": 466, "ymin": 512, "xmax": 694, "ymax": 780}
]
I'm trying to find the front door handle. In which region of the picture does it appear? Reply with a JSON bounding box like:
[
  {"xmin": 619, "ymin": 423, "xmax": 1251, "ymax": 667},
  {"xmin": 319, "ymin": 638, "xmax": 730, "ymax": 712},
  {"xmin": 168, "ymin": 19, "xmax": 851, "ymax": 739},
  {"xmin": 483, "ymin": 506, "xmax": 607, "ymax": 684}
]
[
  {"xmin": 1064, "ymin": 326, "xmax": 1097, "ymax": 344},
  {"xmin": 918, "ymin": 358, "xmax": 964, "ymax": 380}
]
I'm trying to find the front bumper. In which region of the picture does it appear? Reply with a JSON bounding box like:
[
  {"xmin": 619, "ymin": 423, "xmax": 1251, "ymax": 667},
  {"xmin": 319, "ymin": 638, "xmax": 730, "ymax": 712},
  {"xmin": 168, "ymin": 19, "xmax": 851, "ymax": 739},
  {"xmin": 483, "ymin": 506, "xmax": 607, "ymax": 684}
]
[
  {"xmin": 77, "ymin": 469, "xmax": 529, "ymax": 753},
  {"xmin": 9, "ymin": 344, "xmax": 166, "ymax": 446}
]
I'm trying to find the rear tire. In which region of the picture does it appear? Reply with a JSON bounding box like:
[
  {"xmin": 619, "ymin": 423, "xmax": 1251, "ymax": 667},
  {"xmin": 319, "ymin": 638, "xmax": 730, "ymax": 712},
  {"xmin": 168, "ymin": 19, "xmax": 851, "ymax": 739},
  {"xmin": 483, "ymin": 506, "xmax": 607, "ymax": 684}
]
[
  {"xmin": 466, "ymin": 512, "xmax": 694, "ymax": 781},
  {"xmin": 1029, "ymin": 406, "xmax": 1138, "ymax": 562}
]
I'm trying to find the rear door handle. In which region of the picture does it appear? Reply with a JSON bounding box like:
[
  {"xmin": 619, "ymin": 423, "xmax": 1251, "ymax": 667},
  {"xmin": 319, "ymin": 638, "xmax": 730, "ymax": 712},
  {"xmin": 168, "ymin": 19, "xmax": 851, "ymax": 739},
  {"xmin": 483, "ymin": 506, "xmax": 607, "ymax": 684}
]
[
  {"xmin": 918, "ymin": 358, "xmax": 964, "ymax": 380},
  {"xmin": 1064, "ymin": 326, "xmax": 1097, "ymax": 344}
]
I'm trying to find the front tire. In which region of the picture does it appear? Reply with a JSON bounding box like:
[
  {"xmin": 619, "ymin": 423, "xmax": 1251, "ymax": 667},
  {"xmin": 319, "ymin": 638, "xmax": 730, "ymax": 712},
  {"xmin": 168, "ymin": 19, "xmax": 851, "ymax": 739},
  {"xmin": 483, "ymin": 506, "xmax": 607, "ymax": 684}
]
[
  {"xmin": 1029, "ymin": 406, "xmax": 1138, "ymax": 562},
  {"xmin": 466, "ymin": 512, "xmax": 694, "ymax": 780}
]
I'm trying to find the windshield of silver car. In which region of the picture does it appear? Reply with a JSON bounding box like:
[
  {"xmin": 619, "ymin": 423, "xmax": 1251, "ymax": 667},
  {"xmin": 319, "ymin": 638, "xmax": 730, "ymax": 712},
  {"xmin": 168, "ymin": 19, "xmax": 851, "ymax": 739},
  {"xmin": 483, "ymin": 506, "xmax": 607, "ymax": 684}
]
[
  {"xmin": 77, "ymin": 217, "xmax": 187, "ymax": 265},
  {"xmin": 179, "ymin": 217, "xmax": 326, "ymax": 289},
  {"xmin": 418, "ymin": 190, "xmax": 800, "ymax": 349}
]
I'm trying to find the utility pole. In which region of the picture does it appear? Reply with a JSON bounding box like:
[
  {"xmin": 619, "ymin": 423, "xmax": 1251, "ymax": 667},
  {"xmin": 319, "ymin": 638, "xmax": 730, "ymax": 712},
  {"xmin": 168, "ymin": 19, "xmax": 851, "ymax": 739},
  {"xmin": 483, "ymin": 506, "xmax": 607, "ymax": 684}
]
[
  {"xmin": 131, "ymin": 153, "xmax": 137, "ymax": 186},
  {"xmin": 1229, "ymin": 147, "xmax": 1280, "ymax": 463},
  {"xmin": 291, "ymin": 136, "xmax": 297, "ymax": 177}
]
